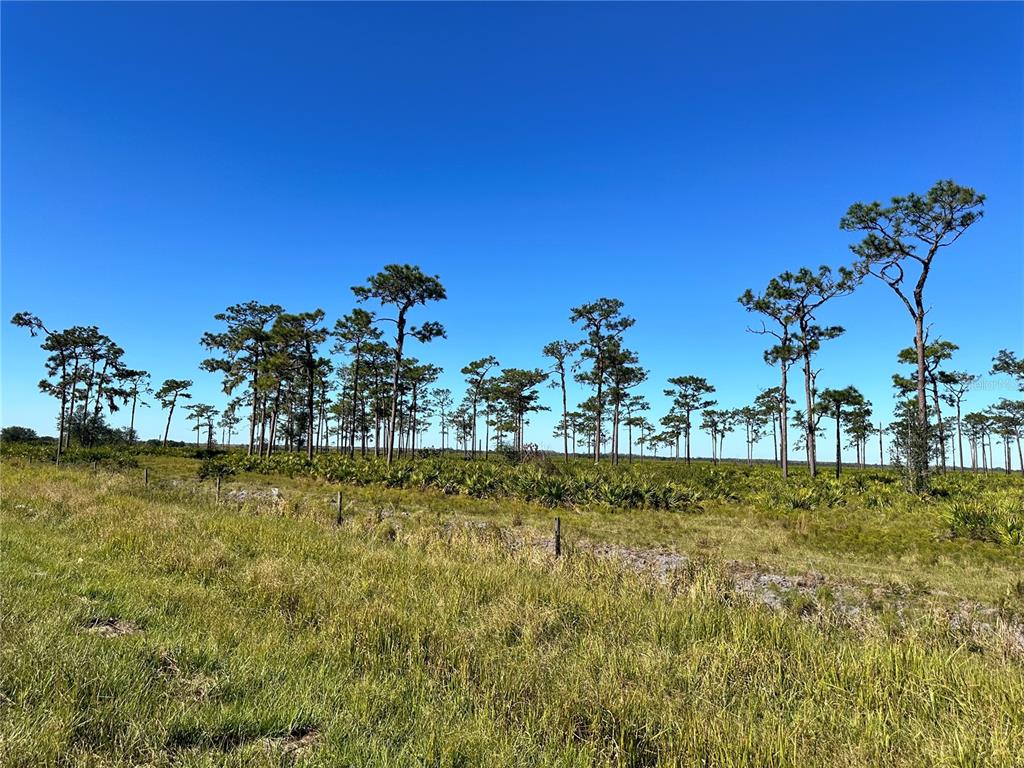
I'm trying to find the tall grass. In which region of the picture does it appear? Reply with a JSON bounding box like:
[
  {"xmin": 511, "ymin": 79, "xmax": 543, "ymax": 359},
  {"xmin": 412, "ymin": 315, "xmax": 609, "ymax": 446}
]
[{"xmin": 2, "ymin": 460, "xmax": 1022, "ymax": 766}]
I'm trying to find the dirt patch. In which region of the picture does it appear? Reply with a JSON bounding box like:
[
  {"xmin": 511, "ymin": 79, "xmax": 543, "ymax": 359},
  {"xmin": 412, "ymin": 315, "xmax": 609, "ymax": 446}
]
[
  {"xmin": 521, "ymin": 531, "xmax": 1024, "ymax": 655},
  {"xmin": 84, "ymin": 616, "xmax": 140, "ymax": 638},
  {"xmin": 264, "ymin": 726, "xmax": 320, "ymax": 756},
  {"xmin": 156, "ymin": 650, "xmax": 218, "ymax": 701},
  {"xmin": 226, "ymin": 487, "xmax": 283, "ymax": 503}
]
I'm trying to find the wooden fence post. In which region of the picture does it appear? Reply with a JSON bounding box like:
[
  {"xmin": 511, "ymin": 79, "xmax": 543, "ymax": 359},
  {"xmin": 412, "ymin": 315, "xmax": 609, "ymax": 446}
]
[
  {"xmin": 336, "ymin": 491, "xmax": 343, "ymax": 525},
  {"xmin": 216, "ymin": 475, "xmax": 221, "ymax": 502},
  {"xmin": 554, "ymin": 517, "xmax": 561, "ymax": 558},
  {"xmin": 144, "ymin": 468, "xmax": 149, "ymax": 487}
]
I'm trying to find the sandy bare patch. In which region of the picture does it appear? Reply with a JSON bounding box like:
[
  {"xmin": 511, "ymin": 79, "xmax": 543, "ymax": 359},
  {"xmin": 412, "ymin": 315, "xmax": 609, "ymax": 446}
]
[
  {"xmin": 264, "ymin": 726, "xmax": 320, "ymax": 757},
  {"xmin": 84, "ymin": 616, "xmax": 141, "ymax": 638}
]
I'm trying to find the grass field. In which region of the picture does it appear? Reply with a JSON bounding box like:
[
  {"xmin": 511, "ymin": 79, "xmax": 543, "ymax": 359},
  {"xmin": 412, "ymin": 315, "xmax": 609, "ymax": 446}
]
[{"xmin": 2, "ymin": 453, "xmax": 1023, "ymax": 766}]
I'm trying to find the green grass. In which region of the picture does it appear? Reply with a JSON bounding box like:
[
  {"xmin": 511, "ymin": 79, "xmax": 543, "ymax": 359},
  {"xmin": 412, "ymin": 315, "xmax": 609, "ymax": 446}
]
[
  {"xmin": 2, "ymin": 457, "xmax": 1023, "ymax": 766},
  {"xmin": 116, "ymin": 450, "xmax": 1024, "ymax": 606}
]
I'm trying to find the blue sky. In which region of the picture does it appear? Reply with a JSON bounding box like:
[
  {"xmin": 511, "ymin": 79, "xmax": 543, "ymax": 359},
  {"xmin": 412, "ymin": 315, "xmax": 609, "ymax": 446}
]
[{"xmin": 2, "ymin": 2, "xmax": 1022, "ymax": 461}]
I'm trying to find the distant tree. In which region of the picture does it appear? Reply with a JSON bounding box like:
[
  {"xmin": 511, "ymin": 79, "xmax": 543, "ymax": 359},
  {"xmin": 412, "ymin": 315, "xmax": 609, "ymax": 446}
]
[
  {"xmin": 701, "ymin": 409, "xmax": 723, "ymax": 463},
  {"xmin": 218, "ymin": 399, "xmax": 242, "ymax": 448},
  {"xmin": 875, "ymin": 422, "xmax": 889, "ymax": 467},
  {"xmin": 332, "ymin": 308, "xmax": 382, "ymax": 457},
  {"xmin": 11, "ymin": 312, "xmax": 73, "ymax": 458},
  {"xmin": 739, "ymin": 280, "xmax": 801, "ymax": 478},
  {"xmin": 817, "ymin": 386, "xmax": 866, "ymax": 477},
  {"xmin": 893, "ymin": 340, "xmax": 957, "ymax": 471},
  {"xmin": 940, "ymin": 371, "xmax": 978, "ymax": 471},
  {"xmin": 621, "ymin": 394, "xmax": 649, "ymax": 463},
  {"xmin": 431, "ymin": 388, "xmax": 453, "ymax": 451},
  {"xmin": 844, "ymin": 400, "xmax": 874, "ymax": 468},
  {"xmin": 186, "ymin": 403, "xmax": 218, "ymax": 449},
  {"xmin": 120, "ymin": 369, "xmax": 151, "ymax": 446},
  {"xmin": 786, "ymin": 266, "xmax": 859, "ymax": 476},
  {"xmin": 570, "ymin": 298, "xmax": 634, "ymax": 464},
  {"xmin": 1, "ymin": 426, "xmax": 38, "ymax": 443},
  {"xmin": 605, "ymin": 343, "xmax": 646, "ymax": 464},
  {"xmin": 790, "ymin": 407, "xmax": 825, "ymax": 456},
  {"xmin": 201, "ymin": 301, "xmax": 283, "ymax": 455},
  {"xmin": 989, "ymin": 399, "xmax": 1024, "ymax": 474},
  {"xmin": 11, "ymin": 313, "xmax": 135, "ymax": 450},
  {"xmin": 719, "ymin": 410, "xmax": 741, "ymax": 461},
  {"xmin": 490, "ymin": 368, "xmax": 549, "ymax": 451},
  {"xmin": 963, "ymin": 411, "xmax": 992, "ymax": 472},
  {"xmin": 992, "ymin": 350, "xmax": 1024, "ymax": 392},
  {"xmin": 272, "ymin": 310, "xmax": 328, "ymax": 460},
  {"xmin": 736, "ymin": 405, "xmax": 768, "ymax": 465},
  {"xmin": 841, "ymin": 180, "xmax": 985, "ymax": 490},
  {"xmin": 402, "ymin": 360, "xmax": 441, "ymax": 455},
  {"xmin": 753, "ymin": 387, "xmax": 794, "ymax": 467},
  {"xmin": 542, "ymin": 340, "xmax": 581, "ymax": 463},
  {"xmin": 353, "ymin": 265, "xmax": 447, "ymax": 464},
  {"xmin": 461, "ymin": 356, "xmax": 499, "ymax": 458},
  {"xmin": 663, "ymin": 376, "xmax": 716, "ymax": 465},
  {"xmin": 632, "ymin": 416, "xmax": 656, "ymax": 460},
  {"xmin": 155, "ymin": 379, "xmax": 193, "ymax": 447}
]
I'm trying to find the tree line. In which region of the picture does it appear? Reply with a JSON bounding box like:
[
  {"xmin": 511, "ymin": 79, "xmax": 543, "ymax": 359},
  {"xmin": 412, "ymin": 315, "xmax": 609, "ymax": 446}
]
[{"xmin": 10, "ymin": 180, "xmax": 1024, "ymax": 487}]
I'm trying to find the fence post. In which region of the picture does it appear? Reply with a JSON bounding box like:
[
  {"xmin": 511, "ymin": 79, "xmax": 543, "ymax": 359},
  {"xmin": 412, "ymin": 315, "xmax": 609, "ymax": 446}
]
[
  {"xmin": 144, "ymin": 468, "xmax": 149, "ymax": 487},
  {"xmin": 216, "ymin": 475, "xmax": 221, "ymax": 502},
  {"xmin": 554, "ymin": 517, "xmax": 561, "ymax": 558},
  {"xmin": 336, "ymin": 491, "xmax": 343, "ymax": 525}
]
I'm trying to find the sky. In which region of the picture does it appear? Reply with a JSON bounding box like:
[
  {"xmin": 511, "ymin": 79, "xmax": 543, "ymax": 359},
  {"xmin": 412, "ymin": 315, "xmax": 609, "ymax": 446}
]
[{"xmin": 2, "ymin": 1, "xmax": 1022, "ymax": 462}]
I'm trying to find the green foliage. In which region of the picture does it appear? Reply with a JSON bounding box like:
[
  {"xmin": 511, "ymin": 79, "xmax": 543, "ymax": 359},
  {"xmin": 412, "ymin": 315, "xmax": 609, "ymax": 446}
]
[
  {"xmin": 0, "ymin": 441, "xmax": 140, "ymax": 468},
  {"xmin": 196, "ymin": 453, "xmax": 1023, "ymax": 545},
  {"xmin": 3, "ymin": 460, "xmax": 1023, "ymax": 766},
  {"xmin": 197, "ymin": 456, "xmax": 236, "ymax": 480},
  {"xmin": 1, "ymin": 425, "xmax": 39, "ymax": 442},
  {"xmin": 944, "ymin": 490, "xmax": 1024, "ymax": 546}
]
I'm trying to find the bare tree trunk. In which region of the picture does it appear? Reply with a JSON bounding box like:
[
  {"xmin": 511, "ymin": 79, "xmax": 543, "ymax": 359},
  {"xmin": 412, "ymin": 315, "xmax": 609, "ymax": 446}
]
[
  {"xmin": 833, "ymin": 405, "xmax": 842, "ymax": 479},
  {"xmin": 129, "ymin": 391, "xmax": 138, "ymax": 444},
  {"xmin": 780, "ymin": 364, "xmax": 790, "ymax": 479},
  {"xmin": 803, "ymin": 352, "xmax": 817, "ymax": 477},
  {"xmin": 771, "ymin": 414, "xmax": 778, "ymax": 466},
  {"xmin": 386, "ymin": 314, "xmax": 406, "ymax": 465},
  {"xmin": 248, "ymin": 370, "xmax": 258, "ymax": 456},
  {"xmin": 685, "ymin": 412, "xmax": 692, "ymax": 465},
  {"xmin": 162, "ymin": 399, "xmax": 176, "ymax": 447},
  {"xmin": 913, "ymin": 312, "xmax": 928, "ymax": 486}
]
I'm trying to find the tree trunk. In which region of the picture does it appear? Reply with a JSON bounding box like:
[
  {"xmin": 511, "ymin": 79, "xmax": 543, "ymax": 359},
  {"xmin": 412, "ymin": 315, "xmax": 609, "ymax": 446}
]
[
  {"xmin": 349, "ymin": 350, "xmax": 361, "ymax": 457},
  {"xmin": 780, "ymin": 365, "xmax": 789, "ymax": 479},
  {"xmin": 129, "ymin": 391, "xmax": 138, "ymax": 444},
  {"xmin": 305, "ymin": 347, "xmax": 315, "ymax": 462},
  {"xmin": 594, "ymin": 365, "xmax": 603, "ymax": 464},
  {"xmin": 387, "ymin": 312, "xmax": 406, "ymax": 465},
  {"xmin": 560, "ymin": 370, "xmax": 569, "ymax": 463},
  {"xmin": 162, "ymin": 398, "xmax": 176, "ymax": 447},
  {"xmin": 471, "ymin": 395, "xmax": 478, "ymax": 460},
  {"xmin": 913, "ymin": 312, "xmax": 928, "ymax": 487},
  {"xmin": 803, "ymin": 351, "xmax": 817, "ymax": 477},
  {"xmin": 685, "ymin": 411, "xmax": 692, "ymax": 465},
  {"xmin": 771, "ymin": 414, "xmax": 778, "ymax": 466},
  {"xmin": 834, "ymin": 405, "xmax": 842, "ymax": 479}
]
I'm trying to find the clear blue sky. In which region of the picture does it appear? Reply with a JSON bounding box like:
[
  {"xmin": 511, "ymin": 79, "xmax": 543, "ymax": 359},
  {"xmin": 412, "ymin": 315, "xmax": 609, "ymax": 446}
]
[{"xmin": 2, "ymin": 2, "xmax": 1022, "ymax": 461}]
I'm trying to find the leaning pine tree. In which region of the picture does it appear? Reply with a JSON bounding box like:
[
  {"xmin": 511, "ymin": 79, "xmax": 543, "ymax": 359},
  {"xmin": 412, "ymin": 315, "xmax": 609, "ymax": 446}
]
[
  {"xmin": 352, "ymin": 265, "xmax": 446, "ymax": 465},
  {"xmin": 739, "ymin": 279, "xmax": 801, "ymax": 479},
  {"xmin": 841, "ymin": 180, "xmax": 984, "ymax": 491}
]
